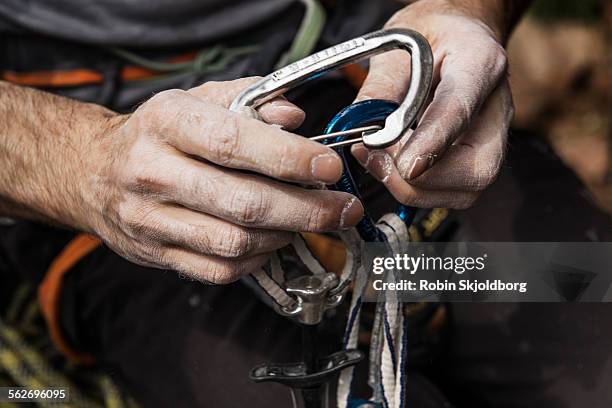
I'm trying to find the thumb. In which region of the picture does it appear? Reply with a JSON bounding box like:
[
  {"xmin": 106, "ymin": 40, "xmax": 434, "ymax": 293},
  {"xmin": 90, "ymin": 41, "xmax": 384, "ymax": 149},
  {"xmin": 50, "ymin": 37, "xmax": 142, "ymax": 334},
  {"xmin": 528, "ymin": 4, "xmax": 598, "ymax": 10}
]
[{"xmin": 355, "ymin": 50, "xmax": 412, "ymax": 103}]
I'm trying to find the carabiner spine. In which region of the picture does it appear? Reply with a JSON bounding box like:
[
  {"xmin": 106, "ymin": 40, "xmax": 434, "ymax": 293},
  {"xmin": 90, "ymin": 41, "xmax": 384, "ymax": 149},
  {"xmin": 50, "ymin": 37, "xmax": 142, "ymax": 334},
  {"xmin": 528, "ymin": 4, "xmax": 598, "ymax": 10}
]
[{"xmin": 230, "ymin": 30, "xmax": 432, "ymax": 135}]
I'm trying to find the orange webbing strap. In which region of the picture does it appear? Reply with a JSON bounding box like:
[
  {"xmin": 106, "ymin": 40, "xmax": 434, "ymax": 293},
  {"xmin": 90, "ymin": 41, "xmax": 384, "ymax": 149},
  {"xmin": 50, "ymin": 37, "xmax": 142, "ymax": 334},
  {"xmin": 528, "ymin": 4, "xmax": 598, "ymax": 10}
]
[
  {"xmin": 301, "ymin": 233, "xmax": 347, "ymax": 274},
  {"xmin": 340, "ymin": 64, "xmax": 368, "ymax": 89},
  {"xmin": 38, "ymin": 233, "xmax": 102, "ymax": 365},
  {"xmin": 2, "ymin": 69, "xmax": 105, "ymax": 88},
  {"xmin": 2, "ymin": 52, "xmax": 197, "ymax": 88},
  {"xmin": 3, "ymin": 55, "xmax": 366, "ymax": 89}
]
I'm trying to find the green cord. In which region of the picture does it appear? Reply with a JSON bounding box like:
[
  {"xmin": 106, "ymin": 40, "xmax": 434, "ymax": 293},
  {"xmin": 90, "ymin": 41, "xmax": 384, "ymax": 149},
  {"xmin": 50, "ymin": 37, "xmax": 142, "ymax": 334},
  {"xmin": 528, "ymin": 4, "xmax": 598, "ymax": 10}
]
[
  {"xmin": 106, "ymin": 44, "xmax": 260, "ymax": 75},
  {"xmin": 275, "ymin": 0, "xmax": 327, "ymax": 68},
  {"xmin": 107, "ymin": 0, "xmax": 327, "ymax": 77}
]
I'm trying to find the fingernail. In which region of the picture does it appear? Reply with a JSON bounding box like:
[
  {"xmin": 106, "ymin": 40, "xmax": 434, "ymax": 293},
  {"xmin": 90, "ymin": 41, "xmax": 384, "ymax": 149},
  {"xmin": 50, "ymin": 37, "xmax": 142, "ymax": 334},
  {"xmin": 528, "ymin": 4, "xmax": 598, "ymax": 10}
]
[
  {"xmin": 274, "ymin": 104, "xmax": 304, "ymax": 115},
  {"xmin": 340, "ymin": 198, "xmax": 364, "ymax": 229},
  {"xmin": 368, "ymin": 151, "xmax": 394, "ymax": 183},
  {"xmin": 407, "ymin": 155, "xmax": 430, "ymax": 180},
  {"xmin": 269, "ymin": 98, "xmax": 294, "ymax": 108},
  {"xmin": 351, "ymin": 144, "xmax": 368, "ymax": 166},
  {"xmin": 267, "ymin": 98, "xmax": 305, "ymax": 116},
  {"xmin": 311, "ymin": 153, "xmax": 342, "ymax": 183},
  {"xmin": 265, "ymin": 98, "xmax": 304, "ymax": 116}
]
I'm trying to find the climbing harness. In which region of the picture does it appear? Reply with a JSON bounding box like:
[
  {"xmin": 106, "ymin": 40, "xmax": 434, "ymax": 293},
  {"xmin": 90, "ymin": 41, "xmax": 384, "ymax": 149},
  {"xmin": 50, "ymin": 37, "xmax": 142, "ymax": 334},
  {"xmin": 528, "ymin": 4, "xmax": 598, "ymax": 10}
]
[
  {"xmin": 3, "ymin": 0, "xmax": 326, "ymax": 90},
  {"xmin": 231, "ymin": 28, "xmax": 433, "ymax": 408}
]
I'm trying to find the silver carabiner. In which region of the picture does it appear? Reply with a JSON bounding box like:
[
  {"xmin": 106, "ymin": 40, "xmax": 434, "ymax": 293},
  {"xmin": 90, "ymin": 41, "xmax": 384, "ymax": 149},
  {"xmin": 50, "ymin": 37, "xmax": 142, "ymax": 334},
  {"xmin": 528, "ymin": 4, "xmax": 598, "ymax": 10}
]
[{"xmin": 230, "ymin": 28, "xmax": 433, "ymax": 149}]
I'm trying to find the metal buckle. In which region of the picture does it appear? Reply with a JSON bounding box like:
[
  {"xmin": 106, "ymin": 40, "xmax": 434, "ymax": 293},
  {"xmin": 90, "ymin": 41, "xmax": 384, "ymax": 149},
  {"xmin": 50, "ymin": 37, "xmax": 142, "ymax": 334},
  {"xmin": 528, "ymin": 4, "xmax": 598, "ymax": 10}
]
[
  {"xmin": 282, "ymin": 273, "xmax": 341, "ymax": 326},
  {"xmin": 230, "ymin": 28, "xmax": 433, "ymax": 149}
]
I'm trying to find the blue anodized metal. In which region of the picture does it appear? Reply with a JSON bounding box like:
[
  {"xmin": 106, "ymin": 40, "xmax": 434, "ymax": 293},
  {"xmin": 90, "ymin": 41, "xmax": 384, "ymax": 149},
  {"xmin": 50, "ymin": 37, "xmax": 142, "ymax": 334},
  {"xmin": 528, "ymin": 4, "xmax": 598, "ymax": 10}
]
[{"xmin": 322, "ymin": 99, "xmax": 416, "ymax": 242}]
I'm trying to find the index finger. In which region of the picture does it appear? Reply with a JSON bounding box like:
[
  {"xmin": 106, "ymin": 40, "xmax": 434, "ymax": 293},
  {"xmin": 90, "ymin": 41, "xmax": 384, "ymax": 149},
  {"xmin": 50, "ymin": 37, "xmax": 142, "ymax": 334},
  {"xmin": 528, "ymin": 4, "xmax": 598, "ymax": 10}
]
[
  {"xmin": 396, "ymin": 40, "xmax": 508, "ymax": 180},
  {"xmin": 188, "ymin": 78, "xmax": 305, "ymax": 130},
  {"xmin": 153, "ymin": 90, "xmax": 343, "ymax": 185}
]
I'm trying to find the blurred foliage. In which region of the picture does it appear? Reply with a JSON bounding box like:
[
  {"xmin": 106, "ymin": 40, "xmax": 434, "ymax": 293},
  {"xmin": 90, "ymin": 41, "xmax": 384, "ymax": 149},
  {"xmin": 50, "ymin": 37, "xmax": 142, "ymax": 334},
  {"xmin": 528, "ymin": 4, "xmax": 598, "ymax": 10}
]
[{"xmin": 529, "ymin": 0, "xmax": 604, "ymax": 22}]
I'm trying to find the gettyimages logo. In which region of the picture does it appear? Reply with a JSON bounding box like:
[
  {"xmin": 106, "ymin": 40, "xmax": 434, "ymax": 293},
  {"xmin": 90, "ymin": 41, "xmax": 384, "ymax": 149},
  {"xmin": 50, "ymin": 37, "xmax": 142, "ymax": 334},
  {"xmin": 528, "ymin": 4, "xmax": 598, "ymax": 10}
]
[
  {"xmin": 365, "ymin": 242, "xmax": 612, "ymax": 302},
  {"xmin": 372, "ymin": 253, "xmax": 488, "ymax": 275}
]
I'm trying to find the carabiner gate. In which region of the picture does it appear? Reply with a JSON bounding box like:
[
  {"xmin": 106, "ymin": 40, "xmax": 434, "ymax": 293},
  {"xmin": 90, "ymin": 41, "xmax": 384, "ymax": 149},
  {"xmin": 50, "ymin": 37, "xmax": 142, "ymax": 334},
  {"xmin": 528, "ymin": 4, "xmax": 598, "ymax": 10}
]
[{"xmin": 230, "ymin": 28, "xmax": 433, "ymax": 149}]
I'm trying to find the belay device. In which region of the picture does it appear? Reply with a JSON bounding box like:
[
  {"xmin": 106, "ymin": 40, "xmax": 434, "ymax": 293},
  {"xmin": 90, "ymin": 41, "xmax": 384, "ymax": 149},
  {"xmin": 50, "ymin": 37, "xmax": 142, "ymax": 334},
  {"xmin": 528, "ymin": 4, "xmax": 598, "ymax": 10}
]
[{"xmin": 230, "ymin": 29, "xmax": 433, "ymax": 408}]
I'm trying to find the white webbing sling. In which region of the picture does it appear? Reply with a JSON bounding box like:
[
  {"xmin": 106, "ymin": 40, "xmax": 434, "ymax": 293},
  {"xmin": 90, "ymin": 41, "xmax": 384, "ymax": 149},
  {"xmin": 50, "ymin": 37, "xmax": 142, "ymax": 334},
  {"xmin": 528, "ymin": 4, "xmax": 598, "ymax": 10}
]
[{"xmin": 249, "ymin": 213, "xmax": 410, "ymax": 408}]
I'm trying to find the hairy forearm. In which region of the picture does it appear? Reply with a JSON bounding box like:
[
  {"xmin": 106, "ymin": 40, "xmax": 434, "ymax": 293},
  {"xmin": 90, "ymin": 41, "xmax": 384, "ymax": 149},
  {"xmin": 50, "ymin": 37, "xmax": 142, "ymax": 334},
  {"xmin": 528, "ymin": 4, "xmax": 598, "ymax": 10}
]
[{"xmin": 0, "ymin": 81, "xmax": 116, "ymax": 229}]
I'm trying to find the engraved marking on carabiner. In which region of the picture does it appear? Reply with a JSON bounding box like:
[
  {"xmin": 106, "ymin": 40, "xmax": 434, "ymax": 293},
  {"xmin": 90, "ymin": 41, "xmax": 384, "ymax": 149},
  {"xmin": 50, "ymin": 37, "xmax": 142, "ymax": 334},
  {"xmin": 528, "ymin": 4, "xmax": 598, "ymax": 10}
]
[
  {"xmin": 271, "ymin": 38, "xmax": 366, "ymax": 82},
  {"xmin": 230, "ymin": 28, "xmax": 433, "ymax": 149}
]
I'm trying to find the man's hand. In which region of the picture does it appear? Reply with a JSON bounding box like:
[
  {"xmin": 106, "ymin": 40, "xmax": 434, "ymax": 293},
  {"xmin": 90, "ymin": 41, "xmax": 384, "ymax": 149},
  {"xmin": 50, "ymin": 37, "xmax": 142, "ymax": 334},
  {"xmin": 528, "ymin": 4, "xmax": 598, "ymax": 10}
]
[
  {"xmin": 351, "ymin": 0, "xmax": 526, "ymax": 209},
  {"xmin": 0, "ymin": 79, "xmax": 363, "ymax": 283}
]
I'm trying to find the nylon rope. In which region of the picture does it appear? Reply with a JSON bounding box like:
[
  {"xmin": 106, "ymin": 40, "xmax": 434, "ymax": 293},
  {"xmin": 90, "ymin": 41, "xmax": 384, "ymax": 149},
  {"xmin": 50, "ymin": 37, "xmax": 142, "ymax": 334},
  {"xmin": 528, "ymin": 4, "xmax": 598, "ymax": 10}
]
[{"xmin": 275, "ymin": 0, "xmax": 327, "ymax": 68}]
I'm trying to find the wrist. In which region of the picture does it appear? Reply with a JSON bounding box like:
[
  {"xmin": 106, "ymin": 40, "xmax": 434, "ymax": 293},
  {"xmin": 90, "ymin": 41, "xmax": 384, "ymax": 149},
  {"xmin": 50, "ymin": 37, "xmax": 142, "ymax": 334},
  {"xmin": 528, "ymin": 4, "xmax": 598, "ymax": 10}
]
[
  {"xmin": 0, "ymin": 84, "xmax": 120, "ymax": 231},
  {"xmin": 70, "ymin": 106, "xmax": 126, "ymax": 234},
  {"xmin": 397, "ymin": 0, "xmax": 520, "ymax": 44},
  {"xmin": 447, "ymin": 0, "xmax": 508, "ymax": 42}
]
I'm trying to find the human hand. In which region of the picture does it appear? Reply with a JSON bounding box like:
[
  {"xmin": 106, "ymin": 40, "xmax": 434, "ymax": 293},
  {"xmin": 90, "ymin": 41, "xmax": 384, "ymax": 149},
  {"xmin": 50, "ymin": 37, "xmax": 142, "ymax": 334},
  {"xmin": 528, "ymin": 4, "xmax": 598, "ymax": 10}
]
[
  {"xmin": 82, "ymin": 78, "xmax": 363, "ymax": 283},
  {"xmin": 352, "ymin": 0, "xmax": 514, "ymax": 209}
]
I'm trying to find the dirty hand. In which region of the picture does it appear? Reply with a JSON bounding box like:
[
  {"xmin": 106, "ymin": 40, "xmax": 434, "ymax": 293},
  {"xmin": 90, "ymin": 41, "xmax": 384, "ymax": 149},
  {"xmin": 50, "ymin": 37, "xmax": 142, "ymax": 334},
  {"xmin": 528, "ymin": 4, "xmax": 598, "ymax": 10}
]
[
  {"xmin": 85, "ymin": 78, "xmax": 363, "ymax": 283},
  {"xmin": 352, "ymin": 0, "xmax": 514, "ymax": 209}
]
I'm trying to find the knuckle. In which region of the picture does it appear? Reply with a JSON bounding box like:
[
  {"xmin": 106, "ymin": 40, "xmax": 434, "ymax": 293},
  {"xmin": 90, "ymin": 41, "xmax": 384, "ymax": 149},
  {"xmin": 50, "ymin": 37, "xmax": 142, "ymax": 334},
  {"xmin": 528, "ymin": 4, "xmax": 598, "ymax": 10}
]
[
  {"xmin": 186, "ymin": 230, "xmax": 214, "ymax": 255},
  {"xmin": 305, "ymin": 199, "xmax": 330, "ymax": 231},
  {"xmin": 158, "ymin": 248, "xmax": 180, "ymax": 270},
  {"xmin": 190, "ymin": 81, "xmax": 223, "ymax": 101},
  {"xmin": 220, "ymin": 227, "xmax": 253, "ymax": 258},
  {"xmin": 228, "ymin": 182, "xmax": 268, "ymax": 225},
  {"xmin": 175, "ymin": 108, "xmax": 204, "ymax": 129},
  {"xmin": 184, "ymin": 169, "xmax": 214, "ymax": 202},
  {"xmin": 149, "ymin": 89, "xmax": 187, "ymax": 106},
  {"xmin": 161, "ymin": 252, "xmax": 210, "ymax": 283},
  {"xmin": 171, "ymin": 262, "xmax": 201, "ymax": 282},
  {"xmin": 138, "ymin": 89, "xmax": 188, "ymax": 132},
  {"xmin": 207, "ymin": 261, "xmax": 241, "ymax": 285},
  {"xmin": 196, "ymin": 81, "xmax": 219, "ymax": 94},
  {"xmin": 119, "ymin": 240, "xmax": 165, "ymax": 269},
  {"xmin": 119, "ymin": 202, "xmax": 161, "ymax": 239},
  {"xmin": 271, "ymin": 145, "xmax": 293, "ymax": 179},
  {"xmin": 136, "ymin": 107, "xmax": 161, "ymax": 131},
  {"xmin": 206, "ymin": 113, "xmax": 240, "ymax": 165},
  {"xmin": 482, "ymin": 162, "xmax": 501, "ymax": 189},
  {"xmin": 474, "ymin": 171, "xmax": 497, "ymax": 191},
  {"xmin": 472, "ymin": 151, "xmax": 504, "ymax": 191}
]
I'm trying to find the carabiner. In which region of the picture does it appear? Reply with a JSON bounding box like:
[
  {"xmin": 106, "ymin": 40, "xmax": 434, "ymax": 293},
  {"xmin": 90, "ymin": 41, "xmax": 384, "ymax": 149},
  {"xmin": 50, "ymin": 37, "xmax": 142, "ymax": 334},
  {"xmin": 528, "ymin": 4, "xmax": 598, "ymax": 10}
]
[
  {"xmin": 323, "ymin": 99, "xmax": 417, "ymax": 242},
  {"xmin": 230, "ymin": 28, "xmax": 433, "ymax": 149}
]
